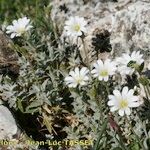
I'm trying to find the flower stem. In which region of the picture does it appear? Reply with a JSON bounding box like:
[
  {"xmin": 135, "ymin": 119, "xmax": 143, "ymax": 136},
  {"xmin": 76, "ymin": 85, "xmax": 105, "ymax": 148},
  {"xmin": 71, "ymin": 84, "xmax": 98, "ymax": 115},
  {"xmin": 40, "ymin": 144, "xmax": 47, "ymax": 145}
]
[
  {"xmin": 101, "ymin": 80, "xmax": 110, "ymax": 96},
  {"xmin": 81, "ymin": 38, "xmax": 90, "ymax": 66},
  {"xmin": 93, "ymin": 118, "xmax": 108, "ymax": 150},
  {"xmin": 114, "ymin": 132, "xmax": 128, "ymax": 150},
  {"xmin": 126, "ymin": 117, "xmax": 146, "ymax": 150}
]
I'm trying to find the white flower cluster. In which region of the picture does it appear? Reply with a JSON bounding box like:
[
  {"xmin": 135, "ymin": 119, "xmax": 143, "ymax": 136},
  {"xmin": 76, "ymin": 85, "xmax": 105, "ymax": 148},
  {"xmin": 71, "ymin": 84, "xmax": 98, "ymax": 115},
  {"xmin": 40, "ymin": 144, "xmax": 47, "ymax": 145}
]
[
  {"xmin": 65, "ymin": 50, "xmax": 144, "ymax": 88},
  {"xmin": 64, "ymin": 54, "xmax": 143, "ymax": 116},
  {"xmin": 64, "ymin": 16, "xmax": 144, "ymax": 116},
  {"xmin": 65, "ymin": 59, "xmax": 117, "ymax": 88}
]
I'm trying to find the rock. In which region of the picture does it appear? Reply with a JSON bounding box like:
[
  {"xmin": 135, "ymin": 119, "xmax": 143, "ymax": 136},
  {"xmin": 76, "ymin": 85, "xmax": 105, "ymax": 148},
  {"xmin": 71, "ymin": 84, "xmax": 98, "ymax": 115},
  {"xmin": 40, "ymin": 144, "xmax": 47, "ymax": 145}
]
[
  {"xmin": 0, "ymin": 30, "xmax": 20, "ymax": 78},
  {"xmin": 111, "ymin": 1, "xmax": 150, "ymax": 58},
  {"xmin": 51, "ymin": 0, "xmax": 150, "ymax": 63},
  {"xmin": 0, "ymin": 105, "xmax": 17, "ymax": 139}
]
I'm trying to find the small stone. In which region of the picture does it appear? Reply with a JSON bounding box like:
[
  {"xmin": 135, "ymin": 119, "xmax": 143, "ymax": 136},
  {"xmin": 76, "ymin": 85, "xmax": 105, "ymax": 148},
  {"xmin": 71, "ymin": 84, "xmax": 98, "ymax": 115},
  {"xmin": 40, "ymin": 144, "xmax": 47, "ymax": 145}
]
[{"xmin": 0, "ymin": 105, "xmax": 18, "ymax": 139}]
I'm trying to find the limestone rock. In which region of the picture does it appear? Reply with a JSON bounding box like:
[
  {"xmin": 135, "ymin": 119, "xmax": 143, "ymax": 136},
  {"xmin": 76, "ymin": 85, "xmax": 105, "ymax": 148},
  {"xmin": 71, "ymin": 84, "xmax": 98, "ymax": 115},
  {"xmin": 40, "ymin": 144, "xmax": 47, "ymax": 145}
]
[
  {"xmin": 111, "ymin": 1, "xmax": 150, "ymax": 58},
  {"xmin": 0, "ymin": 105, "xmax": 17, "ymax": 139},
  {"xmin": 51, "ymin": 0, "xmax": 150, "ymax": 62}
]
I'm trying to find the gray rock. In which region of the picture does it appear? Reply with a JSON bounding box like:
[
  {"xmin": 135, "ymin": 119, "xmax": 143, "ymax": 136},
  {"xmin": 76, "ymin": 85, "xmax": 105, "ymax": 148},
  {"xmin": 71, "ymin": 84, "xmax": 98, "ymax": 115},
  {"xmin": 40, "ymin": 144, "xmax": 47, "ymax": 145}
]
[
  {"xmin": 0, "ymin": 105, "xmax": 17, "ymax": 139},
  {"xmin": 51, "ymin": 0, "xmax": 150, "ymax": 62},
  {"xmin": 111, "ymin": 1, "xmax": 150, "ymax": 58},
  {"xmin": 0, "ymin": 30, "xmax": 19, "ymax": 78}
]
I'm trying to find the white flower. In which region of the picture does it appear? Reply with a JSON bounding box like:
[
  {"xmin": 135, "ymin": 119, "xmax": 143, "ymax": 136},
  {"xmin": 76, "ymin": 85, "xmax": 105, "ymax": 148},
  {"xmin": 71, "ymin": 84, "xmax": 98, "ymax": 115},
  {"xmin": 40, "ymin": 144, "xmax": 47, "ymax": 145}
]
[
  {"xmin": 108, "ymin": 86, "xmax": 141, "ymax": 116},
  {"xmin": 91, "ymin": 59, "xmax": 117, "ymax": 81},
  {"xmin": 138, "ymin": 84, "xmax": 150, "ymax": 101},
  {"xmin": 6, "ymin": 17, "xmax": 33, "ymax": 38},
  {"xmin": 64, "ymin": 16, "xmax": 87, "ymax": 38},
  {"xmin": 0, "ymin": 105, "xmax": 17, "ymax": 139},
  {"xmin": 65, "ymin": 67, "xmax": 89, "ymax": 88},
  {"xmin": 116, "ymin": 51, "xmax": 144, "ymax": 75}
]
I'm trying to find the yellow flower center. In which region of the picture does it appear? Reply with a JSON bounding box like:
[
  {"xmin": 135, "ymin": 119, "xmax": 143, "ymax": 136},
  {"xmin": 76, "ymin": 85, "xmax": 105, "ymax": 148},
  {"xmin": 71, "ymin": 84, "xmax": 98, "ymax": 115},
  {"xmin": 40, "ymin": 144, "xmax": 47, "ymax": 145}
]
[
  {"xmin": 100, "ymin": 70, "xmax": 108, "ymax": 77},
  {"xmin": 119, "ymin": 100, "xmax": 128, "ymax": 109},
  {"xmin": 74, "ymin": 24, "xmax": 80, "ymax": 32},
  {"xmin": 76, "ymin": 77, "xmax": 83, "ymax": 84},
  {"xmin": 17, "ymin": 27, "xmax": 25, "ymax": 34}
]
